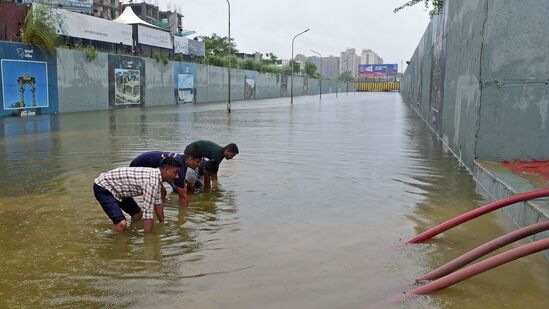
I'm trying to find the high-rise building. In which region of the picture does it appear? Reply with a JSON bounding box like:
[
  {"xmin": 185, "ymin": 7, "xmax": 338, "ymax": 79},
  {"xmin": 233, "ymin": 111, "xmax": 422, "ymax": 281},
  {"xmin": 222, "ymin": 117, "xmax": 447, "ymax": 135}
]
[
  {"xmin": 93, "ymin": 0, "xmax": 122, "ymax": 20},
  {"xmin": 307, "ymin": 55, "xmax": 340, "ymax": 79},
  {"xmin": 360, "ymin": 49, "xmax": 383, "ymax": 64},
  {"xmin": 340, "ymin": 48, "xmax": 360, "ymax": 78}
]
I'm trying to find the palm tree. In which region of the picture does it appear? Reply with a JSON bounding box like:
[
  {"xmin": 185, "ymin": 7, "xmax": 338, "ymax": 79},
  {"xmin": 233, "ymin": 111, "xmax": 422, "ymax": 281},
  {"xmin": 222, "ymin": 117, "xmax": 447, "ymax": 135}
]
[{"xmin": 21, "ymin": 5, "xmax": 59, "ymax": 55}]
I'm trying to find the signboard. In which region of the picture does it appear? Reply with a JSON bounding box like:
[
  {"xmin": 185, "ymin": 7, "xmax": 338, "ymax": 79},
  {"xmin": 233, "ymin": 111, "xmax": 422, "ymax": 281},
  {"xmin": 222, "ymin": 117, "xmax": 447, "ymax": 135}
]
[
  {"xmin": 280, "ymin": 75, "xmax": 288, "ymax": 96},
  {"xmin": 1, "ymin": 59, "xmax": 49, "ymax": 110},
  {"xmin": 138, "ymin": 25, "xmax": 172, "ymax": 49},
  {"xmin": 358, "ymin": 64, "xmax": 398, "ymax": 78},
  {"xmin": 22, "ymin": 0, "xmax": 93, "ymax": 13},
  {"xmin": 108, "ymin": 55, "xmax": 145, "ymax": 107},
  {"xmin": 244, "ymin": 77, "xmax": 255, "ymax": 100},
  {"xmin": 173, "ymin": 36, "xmax": 189, "ymax": 54},
  {"xmin": 188, "ymin": 40, "xmax": 205, "ymax": 57},
  {"xmin": 55, "ymin": 8, "xmax": 133, "ymax": 46},
  {"xmin": 177, "ymin": 74, "xmax": 194, "ymax": 103}
]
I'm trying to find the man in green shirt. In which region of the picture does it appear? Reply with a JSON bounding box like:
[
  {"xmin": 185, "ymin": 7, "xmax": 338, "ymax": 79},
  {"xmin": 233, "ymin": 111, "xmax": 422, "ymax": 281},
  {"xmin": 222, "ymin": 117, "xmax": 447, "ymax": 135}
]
[{"xmin": 184, "ymin": 140, "xmax": 239, "ymax": 191}]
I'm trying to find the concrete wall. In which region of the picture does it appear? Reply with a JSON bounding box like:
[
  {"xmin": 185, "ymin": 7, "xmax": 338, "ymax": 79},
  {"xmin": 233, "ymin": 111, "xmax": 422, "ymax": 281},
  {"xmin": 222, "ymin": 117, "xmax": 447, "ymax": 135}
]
[
  {"xmin": 401, "ymin": 0, "xmax": 549, "ymax": 165},
  {"xmin": 476, "ymin": 0, "xmax": 549, "ymax": 161},
  {"xmin": 144, "ymin": 58, "xmax": 174, "ymax": 107},
  {"xmin": 1, "ymin": 45, "xmax": 355, "ymax": 117},
  {"xmin": 255, "ymin": 72, "xmax": 281, "ymax": 99},
  {"xmin": 440, "ymin": 0, "xmax": 485, "ymax": 167},
  {"xmin": 57, "ymin": 48, "xmax": 109, "ymax": 113}
]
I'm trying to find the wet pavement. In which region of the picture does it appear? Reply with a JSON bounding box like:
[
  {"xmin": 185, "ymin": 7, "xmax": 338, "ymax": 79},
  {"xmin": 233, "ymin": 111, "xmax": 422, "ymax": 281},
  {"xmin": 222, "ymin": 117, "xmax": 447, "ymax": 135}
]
[{"xmin": 0, "ymin": 93, "xmax": 547, "ymax": 308}]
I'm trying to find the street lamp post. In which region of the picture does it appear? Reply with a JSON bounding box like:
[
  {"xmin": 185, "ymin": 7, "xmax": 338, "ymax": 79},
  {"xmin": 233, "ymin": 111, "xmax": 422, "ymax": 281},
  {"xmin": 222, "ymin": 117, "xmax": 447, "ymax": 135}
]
[
  {"xmin": 226, "ymin": 0, "xmax": 231, "ymax": 113},
  {"xmin": 310, "ymin": 49, "xmax": 322, "ymax": 100},
  {"xmin": 290, "ymin": 28, "xmax": 309, "ymax": 104}
]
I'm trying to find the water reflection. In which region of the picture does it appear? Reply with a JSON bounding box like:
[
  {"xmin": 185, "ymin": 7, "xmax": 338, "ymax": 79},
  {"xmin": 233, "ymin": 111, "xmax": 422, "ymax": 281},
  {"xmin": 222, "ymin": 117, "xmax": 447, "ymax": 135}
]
[{"xmin": 0, "ymin": 94, "xmax": 547, "ymax": 308}]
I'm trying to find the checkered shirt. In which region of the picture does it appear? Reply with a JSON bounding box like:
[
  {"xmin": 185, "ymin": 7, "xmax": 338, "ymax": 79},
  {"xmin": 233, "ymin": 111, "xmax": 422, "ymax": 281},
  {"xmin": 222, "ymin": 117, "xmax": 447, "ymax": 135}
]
[{"xmin": 94, "ymin": 167, "xmax": 162, "ymax": 220}]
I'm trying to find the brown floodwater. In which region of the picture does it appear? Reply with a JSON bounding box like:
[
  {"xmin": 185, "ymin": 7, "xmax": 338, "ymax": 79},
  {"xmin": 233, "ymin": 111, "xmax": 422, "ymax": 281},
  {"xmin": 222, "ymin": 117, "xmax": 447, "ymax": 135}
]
[{"xmin": 0, "ymin": 93, "xmax": 547, "ymax": 308}]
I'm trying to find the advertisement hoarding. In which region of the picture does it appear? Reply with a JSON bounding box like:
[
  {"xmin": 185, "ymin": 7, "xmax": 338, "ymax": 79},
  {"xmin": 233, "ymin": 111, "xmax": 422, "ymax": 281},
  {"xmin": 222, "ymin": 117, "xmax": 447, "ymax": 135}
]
[
  {"xmin": 108, "ymin": 55, "xmax": 145, "ymax": 107},
  {"xmin": 177, "ymin": 74, "xmax": 194, "ymax": 103},
  {"xmin": 137, "ymin": 25, "xmax": 172, "ymax": 49},
  {"xmin": 1, "ymin": 59, "xmax": 49, "ymax": 110},
  {"xmin": 22, "ymin": 0, "xmax": 93, "ymax": 13},
  {"xmin": 358, "ymin": 64, "xmax": 398, "ymax": 78},
  {"xmin": 188, "ymin": 40, "xmax": 205, "ymax": 57},
  {"xmin": 54, "ymin": 8, "xmax": 133, "ymax": 46},
  {"xmin": 173, "ymin": 36, "xmax": 190, "ymax": 54}
]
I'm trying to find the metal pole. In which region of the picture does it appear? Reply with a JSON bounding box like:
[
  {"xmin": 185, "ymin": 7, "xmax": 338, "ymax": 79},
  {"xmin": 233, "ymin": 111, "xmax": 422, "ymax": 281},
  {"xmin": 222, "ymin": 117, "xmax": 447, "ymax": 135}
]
[
  {"xmin": 226, "ymin": 0, "xmax": 231, "ymax": 113},
  {"xmin": 310, "ymin": 49, "xmax": 322, "ymax": 100},
  {"xmin": 290, "ymin": 29, "xmax": 309, "ymax": 104}
]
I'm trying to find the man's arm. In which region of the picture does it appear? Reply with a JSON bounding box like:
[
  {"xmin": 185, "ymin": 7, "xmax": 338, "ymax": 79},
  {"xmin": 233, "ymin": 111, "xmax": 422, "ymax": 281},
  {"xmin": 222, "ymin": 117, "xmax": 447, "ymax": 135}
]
[
  {"xmin": 186, "ymin": 181, "xmax": 196, "ymax": 193},
  {"xmin": 210, "ymin": 173, "xmax": 218, "ymax": 184},
  {"xmin": 154, "ymin": 203, "xmax": 164, "ymax": 222},
  {"xmin": 175, "ymin": 185, "xmax": 189, "ymax": 207},
  {"xmin": 203, "ymin": 173, "xmax": 211, "ymax": 189}
]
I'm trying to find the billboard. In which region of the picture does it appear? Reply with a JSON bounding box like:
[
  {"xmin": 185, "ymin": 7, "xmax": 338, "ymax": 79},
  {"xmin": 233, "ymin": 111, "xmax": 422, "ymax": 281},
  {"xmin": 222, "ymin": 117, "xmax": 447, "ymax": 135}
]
[
  {"xmin": 22, "ymin": 0, "xmax": 93, "ymax": 13},
  {"xmin": 358, "ymin": 64, "xmax": 398, "ymax": 78},
  {"xmin": 280, "ymin": 75, "xmax": 288, "ymax": 96},
  {"xmin": 177, "ymin": 74, "xmax": 194, "ymax": 103},
  {"xmin": 174, "ymin": 62, "xmax": 196, "ymax": 104},
  {"xmin": 54, "ymin": 8, "xmax": 133, "ymax": 45},
  {"xmin": 173, "ymin": 36, "xmax": 189, "ymax": 54},
  {"xmin": 188, "ymin": 40, "xmax": 205, "ymax": 57},
  {"xmin": 108, "ymin": 55, "xmax": 145, "ymax": 107},
  {"xmin": 138, "ymin": 25, "xmax": 172, "ymax": 49},
  {"xmin": 244, "ymin": 77, "xmax": 255, "ymax": 100},
  {"xmin": 1, "ymin": 59, "xmax": 49, "ymax": 110}
]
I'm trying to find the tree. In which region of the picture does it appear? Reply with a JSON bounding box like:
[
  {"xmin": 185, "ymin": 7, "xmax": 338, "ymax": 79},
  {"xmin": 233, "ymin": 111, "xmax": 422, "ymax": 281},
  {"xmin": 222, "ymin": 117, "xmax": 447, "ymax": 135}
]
[
  {"xmin": 394, "ymin": 0, "xmax": 444, "ymax": 17},
  {"xmin": 304, "ymin": 61, "xmax": 318, "ymax": 78},
  {"xmin": 337, "ymin": 71, "xmax": 354, "ymax": 82},
  {"xmin": 283, "ymin": 59, "xmax": 301, "ymax": 76},
  {"xmin": 240, "ymin": 58, "xmax": 258, "ymax": 71},
  {"xmin": 263, "ymin": 52, "xmax": 279, "ymax": 65},
  {"xmin": 198, "ymin": 33, "xmax": 238, "ymax": 59},
  {"xmin": 21, "ymin": 4, "xmax": 59, "ymax": 55}
]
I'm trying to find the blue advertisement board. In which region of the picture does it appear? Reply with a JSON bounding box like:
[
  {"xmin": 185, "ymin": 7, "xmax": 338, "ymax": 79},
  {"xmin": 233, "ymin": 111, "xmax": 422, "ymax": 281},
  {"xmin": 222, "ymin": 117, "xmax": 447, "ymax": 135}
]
[
  {"xmin": 173, "ymin": 62, "xmax": 196, "ymax": 103},
  {"xmin": 358, "ymin": 64, "xmax": 398, "ymax": 78},
  {"xmin": 0, "ymin": 41, "xmax": 58, "ymax": 117},
  {"xmin": 20, "ymin": 0, "xmax": 93, "ymax": 13}
]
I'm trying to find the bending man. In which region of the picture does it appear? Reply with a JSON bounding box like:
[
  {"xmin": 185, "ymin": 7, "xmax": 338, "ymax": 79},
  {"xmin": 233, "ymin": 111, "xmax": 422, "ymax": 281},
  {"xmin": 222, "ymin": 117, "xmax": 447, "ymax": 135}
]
[
  {"xmin": 130, "ymin": 148, "xmax": 202, "ymax": 207},
  {"xmin": 184, "ymin": 140, "xmax": 239, "ymax": 191},
  {"xmin": 93, "ymin": 157, "xmax": 181, "ymax": 233}
]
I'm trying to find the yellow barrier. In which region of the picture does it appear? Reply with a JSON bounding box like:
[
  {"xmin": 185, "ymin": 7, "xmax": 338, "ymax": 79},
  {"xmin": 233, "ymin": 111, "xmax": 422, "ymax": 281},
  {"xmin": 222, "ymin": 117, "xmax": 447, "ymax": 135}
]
[{"xmin": 356, "ymin": 82, "xmax": 400, "ymax": 92}]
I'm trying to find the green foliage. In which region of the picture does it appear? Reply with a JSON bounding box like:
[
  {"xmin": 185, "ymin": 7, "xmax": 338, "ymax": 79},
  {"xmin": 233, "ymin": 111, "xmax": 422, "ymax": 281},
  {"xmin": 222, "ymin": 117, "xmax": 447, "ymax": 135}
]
[
  {"xmin": 304, "ymin": 61, "xmax": 318, "ymax": 78},
  {"xmin": 283, "ymin": 60, "xmax": 301, "ymax": 76},
  {"xmin": 238, "ymin": 58, "xmax": 281, "ymax": 74},
  {"xmin": 21, "ymin": 4, "xmax": 59, "ymax": 55},
  {"xmin": 199, "ymin": 33, "xmax": 238, "ymax": 57},
  {"xmin": 172, "ymin": 53, "xmax": 185, "ymax": 62},
  {"xmin": 206, "ymin": 54, "xmax": 228, "ymax": 67},
  {"xmin": 85, "ymin": 47, "xmax": 97, "ymax": 61},
  {"xmin": 240, "ymin": 58, "xmax": 258, "ymax": 71},
  {"xmin": 196, "ymin": 33, "xmax": 240, "ymax": 68},
  {"xmin": 337, "ymin": 71, "xmax": 354, "ymax": 82},
  {"xmin": 153, "ymin": 53, "xmax": 169, "ymax": 65},
  {"xmin": 394, "ymin": 0, "xmax": 444, "ymax": 16},
  {"xmin": 263, "ymin": 52, "xmax": 279, "ymax": 65}
]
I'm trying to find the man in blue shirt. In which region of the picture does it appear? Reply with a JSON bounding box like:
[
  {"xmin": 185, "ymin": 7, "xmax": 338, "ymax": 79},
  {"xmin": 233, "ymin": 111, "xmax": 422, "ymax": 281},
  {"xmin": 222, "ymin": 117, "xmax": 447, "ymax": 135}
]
[
  {"xmin": 184, "ymin": 140, "xmax": 239, "ymax": 191},
  {"xmin": 130, "ymin": 147, "xmax": 202, "ymax": 207}
]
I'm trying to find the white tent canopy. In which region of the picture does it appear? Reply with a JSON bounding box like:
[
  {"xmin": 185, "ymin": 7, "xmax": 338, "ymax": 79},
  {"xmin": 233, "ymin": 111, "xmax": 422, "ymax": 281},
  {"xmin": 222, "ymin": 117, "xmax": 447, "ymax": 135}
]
[{"xmin": 113, "ymin": 6, "xmax": 161, "ymax": 29}]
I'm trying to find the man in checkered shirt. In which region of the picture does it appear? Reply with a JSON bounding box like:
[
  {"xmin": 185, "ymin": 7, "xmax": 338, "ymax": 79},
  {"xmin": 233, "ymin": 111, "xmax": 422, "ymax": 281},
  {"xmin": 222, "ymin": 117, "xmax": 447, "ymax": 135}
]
[{"xmin": 93, "ymin": 157, "xmax": 181, "ymax": 233}]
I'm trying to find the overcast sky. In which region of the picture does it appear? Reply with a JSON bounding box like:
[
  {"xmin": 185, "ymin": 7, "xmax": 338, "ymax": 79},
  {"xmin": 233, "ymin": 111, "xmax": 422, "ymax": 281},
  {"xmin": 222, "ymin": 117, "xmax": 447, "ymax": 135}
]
[{"xmin": 149, "ymin": 0, "xmax": 431, "ymax": 68}]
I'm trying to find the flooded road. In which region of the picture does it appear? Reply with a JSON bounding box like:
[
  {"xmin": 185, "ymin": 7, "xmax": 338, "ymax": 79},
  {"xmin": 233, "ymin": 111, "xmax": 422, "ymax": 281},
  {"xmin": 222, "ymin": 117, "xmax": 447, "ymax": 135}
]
[{"xmin": 0, "ymin": 93, "xmax": 547, "ymax": 308}]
